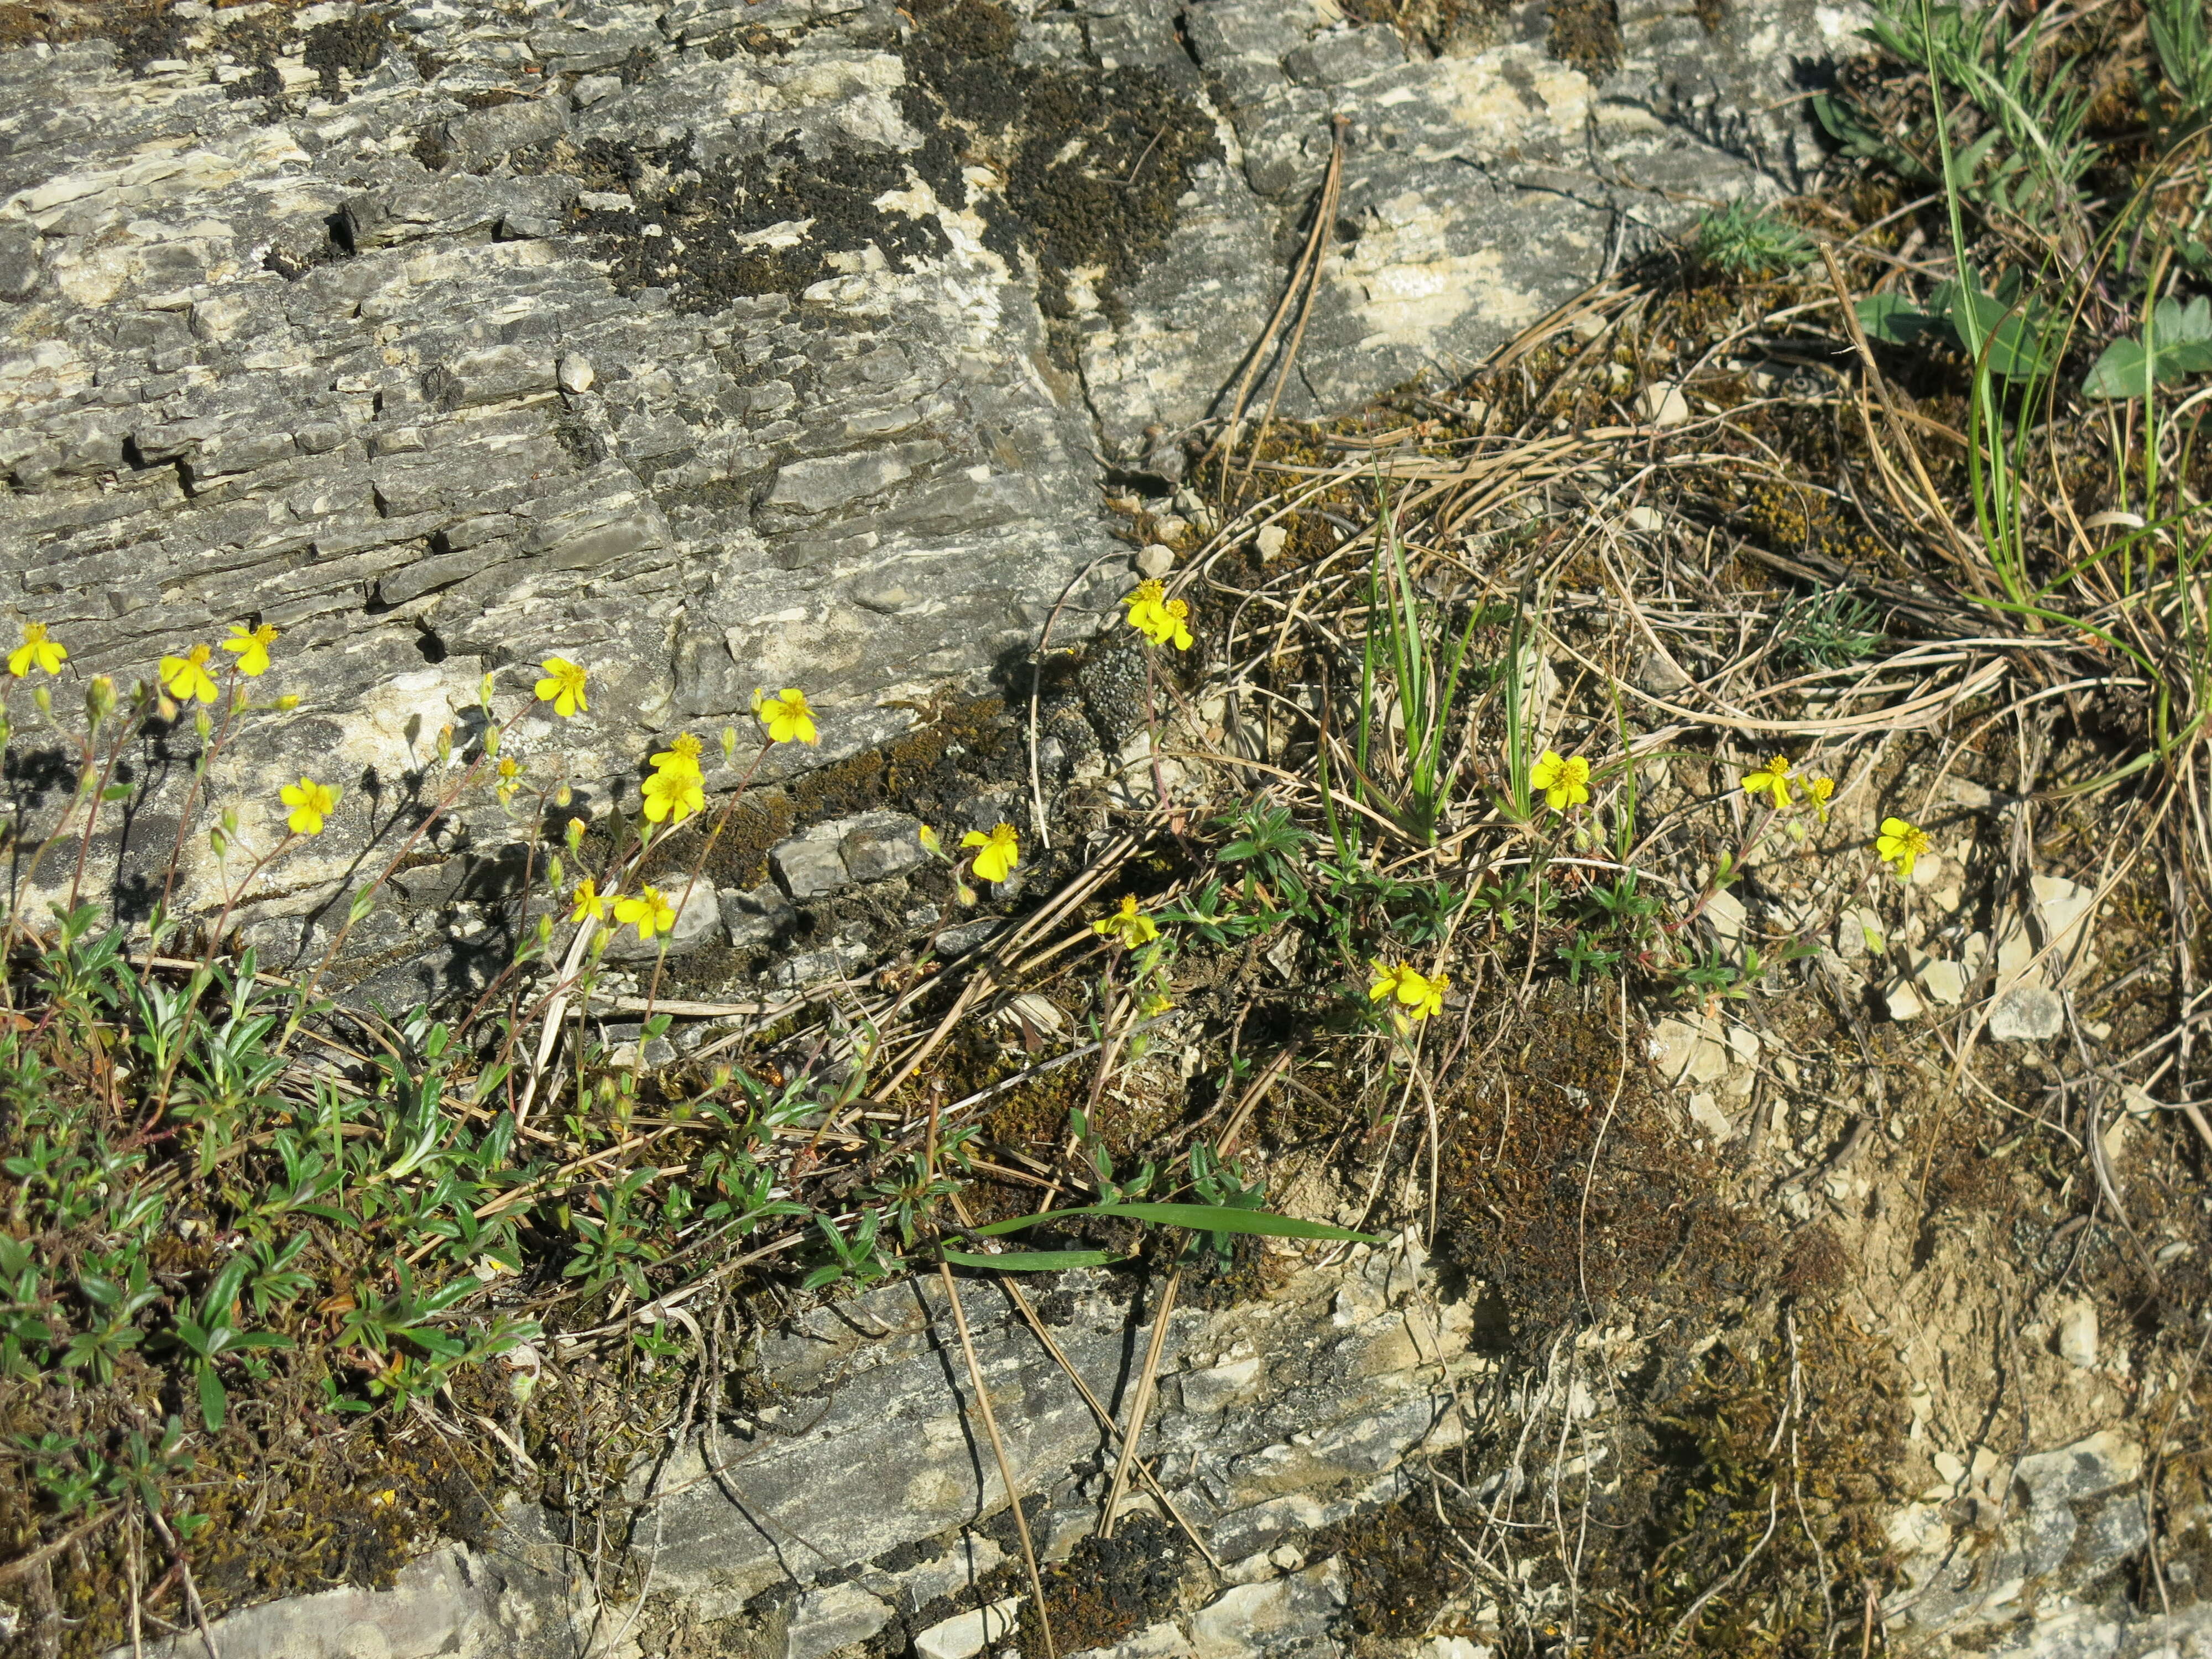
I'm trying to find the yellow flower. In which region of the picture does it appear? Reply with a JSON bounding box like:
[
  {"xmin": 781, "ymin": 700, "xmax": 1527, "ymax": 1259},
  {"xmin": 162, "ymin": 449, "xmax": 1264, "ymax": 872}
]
[
  {"xmin": 918, "ymin": 823, "xmax": 942, "ymax": 856},
  {"xmin": 1123, "ymin": 579, "xmax": 1167, "ymax": 635},
  {"xmin": 615, "ymin": 884, "xmax": 677, "ymax": 941},
  {"xmin": 962, "ymin": 822, "xmax": 1020, "ymax": 884},
  {"xmin": 221, "ymin": 621, "xmax": 279, "ymax": 677},
  {"xmin": 1122, "ymin": 580, "xmax": 1193, "ymax": 650},
  {"xmin": 159, "ymin": 643, "xmax": 220, "ymax": 706},
  {"xmin": 495, "ymin": 754, "xmax": 523, "ymax": 806},
  {"xmin": 641, "ymin": 765, "xmax": 703, "ymax": 825},
  {"xmin": 650, "ymin": 733, "xmax": 705, "ymax": 779},
  {"xmin": 1092, "ymin": 894, "xmax": 1159, "ymax": 950},
  {"xmin": 1529, "ymin": 749, "xmax": 1590, "ymax": 812},
  {"xmin": 753, "ymin": 687, "xmax": 818, "ymax": 745},
  {"xmin": 1804, "ymin": 775, "xmax": 1835, "ymax": 825},
  {"xmin": 7, "ymin": 623, "xmax": 66, "ymax": 678},
  {"xmin": 1367, "ymin": 959, "xmax": 1447, "ymax": 1025},
  {"xmin": 535, "ymin": 658, "xmax": 588, "ymax": 718},
  {"xmin": 1151, "ymin": 596, "xmax": 1194, "ymax": 651},
  {"xmin": 1742, "ymin": 755, "xmax": 1794, "ymax": 811},
  {"xmin": 570, "ymin": 879, "xmax": 612, "ymax": 924},
  {"xmin": 279, "ymin": 776, "xmax": 338, "ymax": 836},
  {"xmin": 1876, "ymin": 816, "xmax": 1932, "ymax": 880}
]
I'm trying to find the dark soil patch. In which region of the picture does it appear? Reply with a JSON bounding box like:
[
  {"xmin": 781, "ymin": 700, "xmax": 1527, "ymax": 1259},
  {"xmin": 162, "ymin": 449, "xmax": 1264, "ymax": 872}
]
[{"xmin": 1429, "ymin": 984, "xmax": 1776, "ymax": 1341}]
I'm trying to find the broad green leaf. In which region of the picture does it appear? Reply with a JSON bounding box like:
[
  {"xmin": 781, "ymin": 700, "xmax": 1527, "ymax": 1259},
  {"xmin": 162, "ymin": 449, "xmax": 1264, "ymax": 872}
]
[
  {"xmin": 1856, "ymin": 293, "xmax": 1931, "ymax": 346},
  {"xmin": 941, "ymin": 1248, "xmax": 1124, "ymax": 1271},
  {"xmin": 976, "ymin": 1202, "xmax": 1378, "ymax": 1243},
  {"xmin": 2085, "ymin": 338, "xmax": 2154, "ymax": 399},
  {"xmin": 198, "ymin": 1365, "xmax": 226, "ymax": 1433},
  {"xmin": 2083, "ymin": 298, "xmax": 2212, "ymax": 399},
  {"xmin": 1941, "ymin": 284, "xmax": 2057, "ymax": 380}
]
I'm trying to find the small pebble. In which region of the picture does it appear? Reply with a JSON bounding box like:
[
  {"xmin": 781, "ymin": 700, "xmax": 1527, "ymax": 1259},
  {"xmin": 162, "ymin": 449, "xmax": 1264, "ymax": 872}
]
[
  {"xmin": 1136, "ymin": 542, "xmax": 1175, "ymax": 578},
  {"xmin": 557, "ymin": 353, "xmax": 594, "ymax": 394}
]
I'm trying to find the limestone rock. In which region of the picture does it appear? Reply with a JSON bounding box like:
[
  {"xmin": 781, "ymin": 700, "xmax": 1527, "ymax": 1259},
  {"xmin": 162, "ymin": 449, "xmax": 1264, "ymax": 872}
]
[
  {"xmin": 0, "ymin": 0, "xmax": 1856, "ymax": 979},
  {"xmin": 1989, "ymin": 984, "xmax": 2064, "ymax": 1041},
  {"xmin": 914, "ymin": 1597, "xmax": 1022, "ymax": 1659}
]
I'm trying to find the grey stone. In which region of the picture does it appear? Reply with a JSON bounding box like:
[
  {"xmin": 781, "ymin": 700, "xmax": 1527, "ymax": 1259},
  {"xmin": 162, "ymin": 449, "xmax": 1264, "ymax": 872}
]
[
  {"xmin": 423, "ymin": 346, "xmax": 560, "ymax": 412},
  {"xmin": 786, "ymin": 1582, "xmax": 893, "ymax": 1659},
  {"xmin": 766, "ymin": 443, "xmax": 943, "ymax": 515},
  {"xmin": 914, "ymin": 1598, "xmax": 1022, "ymax": 1659},
  {"xmin": 450, "ymin": 95, "xmax": 570, "ymax": 168},
  {"xmin": 934, "ymin": 918, "xmax": 1003, "ymax": 957},
  {"xmin": 1283, "ymin": 25, "xmax": 1407, "ymax": 86},
  {"xmin": 1990, "ymin": 984, "xmax": 2066, "ymax": 1041},
  {"xmin": 839, "ymin": 812, "xmax": 928, "ymax": 884},
  {"xmin": 769, "ymin": 940, "xmax": 872, "ymax": 989},
  {"xmin": 556, "ymin": 353, "xmax": 594, "ymax": 394},
  {"xmin": 771, "ymin": 834, "xmax": 850, "ymax": 901},
  {"xmin": 721, "ymin": 881, "xmax": 796, "ymax": 949},
  {"xmin": 0, "ymin": 226, "xmax": 40, "ymax": 300}
]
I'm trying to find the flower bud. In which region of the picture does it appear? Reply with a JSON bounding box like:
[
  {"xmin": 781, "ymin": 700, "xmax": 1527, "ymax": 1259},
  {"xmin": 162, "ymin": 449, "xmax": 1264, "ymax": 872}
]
[
  {"xmin": 721, "ymin": 725, "xmax": 738, "ymax": 763},
  {"xmin": 565, "ymin": 817, "xmax": 586, "ymax": 853},
  {"xmin": 547, "ymin": 854, "xmax": 565, "ymax": 886},
  {"xmin": 275, "ymin": 693, "xmax": 300, "ymax": 711},
  {"xmin": 32, "ymin": 686, "xmax": 51, "ymax": 718},
  {"xmin": 436, "ymin": 725, "xmax": 453, "ymax": 767},
  {"xmin": 479, "ymin": 673, "xmax": 497, "ymax": 712},
  {"xmin": 209, "ymin": 826, "xmax": 228, "ymax": 858},
  {"xmin": 484, "ymin": 723, "xmax": 501, "ymax": 757},
  {"xmin": 221, "ymin": 807, "xmax": 239, "ymax": 834},
  {"xmin": 537, "ymin": 913, "xmax": 554, "ymax": 946},
  {"xmin": 554, "ymin": 784, "xmax": 572, "ymax": 807},
  {"xmin": 85, "ymin": 676, "xmax": 116, "ymax": 728},
  {"xmin": 193, "ymin": 707, "xmax": 211, "ymax": 743}
]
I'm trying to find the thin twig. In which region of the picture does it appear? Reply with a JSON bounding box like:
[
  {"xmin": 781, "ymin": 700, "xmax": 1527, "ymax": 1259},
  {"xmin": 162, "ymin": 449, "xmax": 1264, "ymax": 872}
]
[
  {"xmin": 1098, "ymin": 1265, "xmax": 1181, "ymax": 1538},
  {"xmin": 938, "ymin": 1263, "xmax": 1057, "ymax": 1659}
]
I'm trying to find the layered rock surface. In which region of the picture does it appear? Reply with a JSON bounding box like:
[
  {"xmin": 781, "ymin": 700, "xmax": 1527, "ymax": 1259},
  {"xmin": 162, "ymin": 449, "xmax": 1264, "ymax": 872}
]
[{"xmin": 0, "ymin": 0, "xmax": 1852, "ymax": 971}]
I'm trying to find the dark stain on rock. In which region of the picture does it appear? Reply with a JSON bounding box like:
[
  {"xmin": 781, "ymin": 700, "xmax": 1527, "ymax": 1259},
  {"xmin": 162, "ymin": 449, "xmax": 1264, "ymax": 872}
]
[
  {"xmin": 901, "ymin": 0, "xmax": 1221, "ymax": 325},
  {"xmin": 1020, "ymin": 1512, "xmax": 1188, "ymax": 1655},
  {"xmin": 302, "ymin": 10, "xmax": 396, "ymax": 99},
  {"xmin": 560, "ymin": 0, "xmax": 1216, "ymax": 330},
  {"xmin": 571, "ymin": 135, "xmax": 950, "ymax": 312},
  {"xmin": 1545, "ymin": 0, "xmax": 1623, "ymax": 73}
]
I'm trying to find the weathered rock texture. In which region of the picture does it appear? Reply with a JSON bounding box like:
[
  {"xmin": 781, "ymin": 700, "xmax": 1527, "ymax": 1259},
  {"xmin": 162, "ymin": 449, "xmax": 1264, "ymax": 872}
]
[
  {"xmin": 1, "ymin": 0, "xmax": 1854, "ymax": 963},
  {"xmin": 110, "ymin": 1234, "xmax": 2212, "ymax": 1659}
]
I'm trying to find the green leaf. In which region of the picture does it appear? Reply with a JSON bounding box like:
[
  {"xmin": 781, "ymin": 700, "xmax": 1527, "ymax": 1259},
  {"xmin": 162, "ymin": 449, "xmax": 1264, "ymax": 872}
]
[
  {"xmin": 1856, "ymin": 293, "xmax": 1932, "ymax": 345},
  {"xmin": 975, "ymin": 1202, "xmax": 1379, "ymax": 1243},
  {"xmin": 197, "ymin": 1365, "xmax": 226, "ymax": 1433},
  {"xmin": 2084, "ymin": 297, "xmax": 2212, "ymax": 399},
  {"xmin": 1940, "ymin": 283, "xmax": 2057, "ymax": 380},
  {"xmin": 941, "ymin": 1248, "xmax": 1124, "ymax": 1271}
]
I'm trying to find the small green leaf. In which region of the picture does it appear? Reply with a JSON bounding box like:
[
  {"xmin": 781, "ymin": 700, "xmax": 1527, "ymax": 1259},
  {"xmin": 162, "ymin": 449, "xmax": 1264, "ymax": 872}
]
[{"xmin": 941, "ymin": 1248, "xmax": 1124, "ymax": 1271}]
